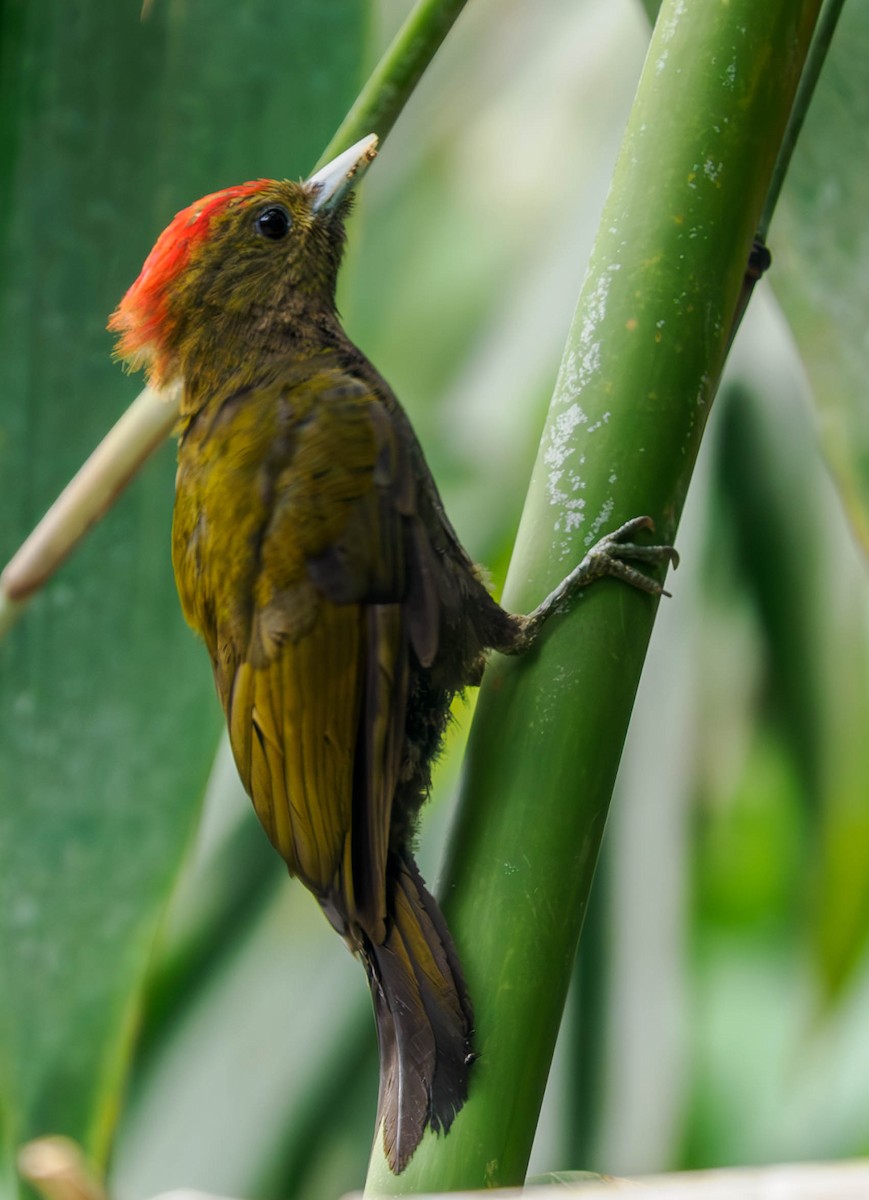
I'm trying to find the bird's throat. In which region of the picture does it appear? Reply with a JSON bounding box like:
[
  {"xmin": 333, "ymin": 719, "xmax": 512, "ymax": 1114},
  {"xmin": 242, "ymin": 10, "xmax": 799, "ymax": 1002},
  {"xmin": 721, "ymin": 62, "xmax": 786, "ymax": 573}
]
[{"xmin": 176, "ymin": 302, "xmax": 348, "ymax": 419}]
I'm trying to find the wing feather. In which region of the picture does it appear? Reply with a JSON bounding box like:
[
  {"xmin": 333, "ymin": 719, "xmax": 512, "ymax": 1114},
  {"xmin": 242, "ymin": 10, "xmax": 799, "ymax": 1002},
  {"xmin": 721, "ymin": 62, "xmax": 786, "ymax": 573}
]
[{"xmin": 180, "ymin": 367, "xmax": 442, "ymax": 938}]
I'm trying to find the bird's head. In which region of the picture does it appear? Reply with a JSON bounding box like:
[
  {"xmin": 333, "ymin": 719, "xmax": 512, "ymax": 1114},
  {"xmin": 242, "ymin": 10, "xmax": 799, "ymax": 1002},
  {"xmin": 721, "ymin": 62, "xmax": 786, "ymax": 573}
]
[{"xmin": 109, "ymin": 135, "xmax": 378, "ymax": 389}]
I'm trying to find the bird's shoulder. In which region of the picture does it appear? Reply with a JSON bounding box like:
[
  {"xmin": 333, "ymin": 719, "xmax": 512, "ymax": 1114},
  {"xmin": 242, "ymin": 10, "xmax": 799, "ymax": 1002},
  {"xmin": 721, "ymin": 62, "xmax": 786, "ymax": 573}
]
[{"xmin": 173, "ymin": 354, "xmax": 420, "ymax": 659}]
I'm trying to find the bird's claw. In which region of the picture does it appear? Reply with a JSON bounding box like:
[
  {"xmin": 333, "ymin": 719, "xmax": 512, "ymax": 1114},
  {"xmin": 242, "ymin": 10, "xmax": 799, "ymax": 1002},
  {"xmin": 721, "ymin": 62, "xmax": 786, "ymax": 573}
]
[
  {"xmin": 582, "ymin": 515, "xmax": 679, "ymax": 597},
  {"xmin": 508, "ymin": 515, "xmax": 679, "ymax": 652}
]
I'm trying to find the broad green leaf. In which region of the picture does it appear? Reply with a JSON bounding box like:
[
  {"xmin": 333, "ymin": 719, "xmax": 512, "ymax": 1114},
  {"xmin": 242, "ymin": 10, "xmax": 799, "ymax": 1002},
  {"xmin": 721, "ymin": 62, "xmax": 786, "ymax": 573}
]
[
  {"xmin": 716, "ymin": 366, "xmax": 869, "ymax": 1001},
  {"xmin": 0, "ymin": 1, "xmax": 366, "ymax": 1191},
  {"xmin": 772, "ymin": 0, "xmax": 869, "ymax": 553}
]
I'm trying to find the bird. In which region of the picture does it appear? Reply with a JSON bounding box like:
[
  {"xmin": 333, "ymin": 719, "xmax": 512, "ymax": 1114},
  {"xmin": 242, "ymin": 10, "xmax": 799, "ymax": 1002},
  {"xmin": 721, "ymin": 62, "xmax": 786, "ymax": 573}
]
[{"xmin": 108, "ymin": 134, "xmax": 676, "ymax": 1172}]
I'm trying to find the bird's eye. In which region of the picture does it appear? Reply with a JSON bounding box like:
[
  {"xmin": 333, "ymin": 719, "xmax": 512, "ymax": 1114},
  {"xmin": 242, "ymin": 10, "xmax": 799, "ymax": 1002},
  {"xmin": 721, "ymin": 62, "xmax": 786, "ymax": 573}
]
[{"xmin": 255, "ymin": 206, "xmax": 291, "ymax": 240}]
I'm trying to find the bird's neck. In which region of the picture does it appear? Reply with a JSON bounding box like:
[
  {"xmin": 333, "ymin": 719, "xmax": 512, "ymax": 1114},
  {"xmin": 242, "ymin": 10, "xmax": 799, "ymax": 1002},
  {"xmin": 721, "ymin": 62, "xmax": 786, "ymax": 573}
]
[{"xmin": 177, "ymin": 302, "xmax": 349, "ymax": 417}]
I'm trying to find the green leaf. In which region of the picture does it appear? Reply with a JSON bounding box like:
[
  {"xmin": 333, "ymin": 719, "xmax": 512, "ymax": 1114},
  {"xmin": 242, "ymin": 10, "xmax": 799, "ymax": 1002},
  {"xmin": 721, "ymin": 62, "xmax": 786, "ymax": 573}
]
[
  {"xmin": 716, "ymin": 371, "xmax": 869, "ymax": 1000},
  {"xmin": 0, "ymin": 0, "xmax": 366, "ymax": 1189},
  {"xmin": 771, "ymin": 0, "xmax": 869, "ymax": 554}
]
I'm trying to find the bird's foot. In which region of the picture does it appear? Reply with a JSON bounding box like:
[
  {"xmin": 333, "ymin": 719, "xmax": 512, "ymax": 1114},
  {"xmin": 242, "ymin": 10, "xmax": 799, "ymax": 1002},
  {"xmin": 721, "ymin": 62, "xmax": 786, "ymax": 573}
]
[
  {"xmin": 568, "ymin": 515, "xmax": 680, "ymax": 598},
  {"xmin": 509, "ymin": 516, "xmax": 678, "ymax": 651}
]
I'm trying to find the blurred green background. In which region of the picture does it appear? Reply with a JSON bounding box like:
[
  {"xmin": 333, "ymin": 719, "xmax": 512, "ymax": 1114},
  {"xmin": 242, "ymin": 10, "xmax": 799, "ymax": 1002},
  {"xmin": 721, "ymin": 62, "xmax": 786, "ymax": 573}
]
[{"xmin": 1, "ymin": 1, "xmax": 867, "ymax": 1198}]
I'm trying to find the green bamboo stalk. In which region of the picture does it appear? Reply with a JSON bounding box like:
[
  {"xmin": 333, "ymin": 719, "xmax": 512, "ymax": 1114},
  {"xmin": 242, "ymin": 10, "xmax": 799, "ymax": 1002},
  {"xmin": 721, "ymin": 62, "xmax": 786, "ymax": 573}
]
[
  {"xmin": 365, "ymin": 0, "xmax": 824, "ymax": 1192},
  {"xmin": 314, "ymin": 0, "xmax": 470, "ymax": 170},
  {"xmin": 759, "ymin": 0, "xmax": 846, "ymax": 239}
]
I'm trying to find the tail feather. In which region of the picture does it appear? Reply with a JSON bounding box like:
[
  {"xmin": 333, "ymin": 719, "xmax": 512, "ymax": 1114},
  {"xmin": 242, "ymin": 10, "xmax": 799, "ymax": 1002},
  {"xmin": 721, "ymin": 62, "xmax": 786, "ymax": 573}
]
[{"xmin": 364, "ymin": 854, "xmax": 474, "ymax": 1173}]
